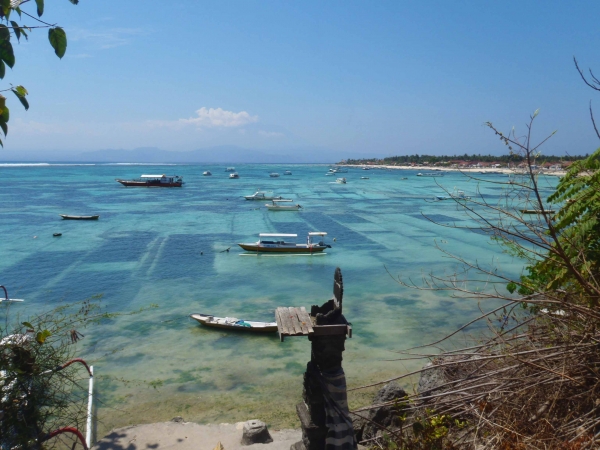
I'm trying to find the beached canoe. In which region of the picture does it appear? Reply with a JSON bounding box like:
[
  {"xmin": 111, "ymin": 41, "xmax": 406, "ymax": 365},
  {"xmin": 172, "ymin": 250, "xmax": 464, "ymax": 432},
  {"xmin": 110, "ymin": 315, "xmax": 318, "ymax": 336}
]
[{"xmin": 190, "ymin": 313, "xmax": 277, "ymax": 333}]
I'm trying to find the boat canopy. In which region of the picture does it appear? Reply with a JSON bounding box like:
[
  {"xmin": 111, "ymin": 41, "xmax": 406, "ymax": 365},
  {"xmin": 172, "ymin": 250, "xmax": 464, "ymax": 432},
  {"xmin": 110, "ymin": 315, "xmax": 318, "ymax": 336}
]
[
  {"xmin": 308, "ymin": 232, "xmax": 327, "ymax": 236},
  {"xmin": 141, "ymin": 174, "xmax": 167, "ymax": 178},
  {"xmin": 259, "ymin": 233, "xmax": 298, "ymax": 237}
]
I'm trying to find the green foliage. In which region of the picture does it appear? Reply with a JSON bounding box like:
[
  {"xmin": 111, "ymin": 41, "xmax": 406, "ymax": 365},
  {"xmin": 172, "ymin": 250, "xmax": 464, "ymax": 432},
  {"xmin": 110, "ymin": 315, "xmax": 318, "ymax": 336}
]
[
  {"xmin": 48, "ymin": 27, "xmax": 67, "ymax": 59},
  {"xmin": 512, "ymin": 148, "xmax": 600, "ymax": 305},
  {"xmin": 377, "ymin": 408, "xmax": 465, "ymax": 450},
  {"xmin": 0, "ymin": 0, "xmax": 78, "ymax": 147},
  {"xmin": 344, "ymin": 153, "xmax": 587, "ymax": 166}
]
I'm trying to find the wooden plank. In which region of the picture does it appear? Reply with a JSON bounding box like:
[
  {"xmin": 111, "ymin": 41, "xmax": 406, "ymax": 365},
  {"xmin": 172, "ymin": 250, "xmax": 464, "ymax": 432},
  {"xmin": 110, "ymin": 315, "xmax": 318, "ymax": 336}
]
[
  {"xmin": 288, "ymin": 307, "xmax": 304, "ymax": 335},
  {"xmin": 275, "ymin": 309, "xmax": 285, "ymax": 342},
  {"xmin": 297, "ymin": 308, "xmax": 309, "ymax": 335},
  {"xmin": 277, "ymin": 307, "xmax": 295, "ymax": 336},
  {"xmin": 275, "ymin": 307, "xmax": 290, "ymax": 335},
  {"xmin": 312, "ymin": 324, "xmax": 349, "ymax": 336},
  {"xmin": 299, "ymin": 307, "xmax": 314, "ymax": 335}
]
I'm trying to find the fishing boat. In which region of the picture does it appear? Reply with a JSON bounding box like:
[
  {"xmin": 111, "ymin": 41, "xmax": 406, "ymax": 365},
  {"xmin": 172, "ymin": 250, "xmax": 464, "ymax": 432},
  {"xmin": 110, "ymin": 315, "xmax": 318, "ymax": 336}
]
[
  {"xmin": 59, "ymin": 215, "xmax": 99, "ymax": 220},
  {"xmin": 328, "ymin": 167, "xmax": 348, "ymax": 173},
  {"xmin": 417, "ymin": 173, "xmax": 444, "ymax": 177},
  {"xmin": 115, "ymin": 174, "xmax": 183, "ymax": 187},
  {"xmin": 229, "ymin": 172, "xmax": 240, "ymax": 179},
  {"xmin": 203, "ymin": 171, "xmax": 212, "ymax": 176},
  {"xmin": 270, "ymin": 173, "xmax": 280, "ymax": 177},
  {"xmin": 284, "ymin": 170, "xmax": 292, "ymax": 175},
  {"xmin": 361, "ymin": 176, "xmax": 370, "ymax": 179},
  {"xmin": 238, "ymin": 232, "xmax": 330, "ymax": 253},
  {"xmin": 244, "ymin": 190, "xmax": 282, "ymax": 201},
  {"xmin": 265, "ymin": 199, "xmax": 302, "ymax": 211},
  {"xmin": 225, "ymin": 167, "xmax": 236, "ymax": 172},
  {"xmin": 335, "ymin": 177, "xmax": 347, "ymax": 184},
  {"xmin": 190, "ymin": 314, "xmax": 277, "ymax": 333}
]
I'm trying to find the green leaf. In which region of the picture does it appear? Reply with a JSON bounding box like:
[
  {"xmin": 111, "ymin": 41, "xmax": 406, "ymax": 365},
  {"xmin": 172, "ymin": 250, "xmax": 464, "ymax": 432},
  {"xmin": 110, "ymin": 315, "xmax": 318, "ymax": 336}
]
[
  {"xmin": 19, "ymin": 27, "xmax": 27, "ymax": 41},
  {"xmin": 11, "ymin": 87, "xmax": 28, "ymax": 111},
  {"xmin": 0, "ymin": 119, "xmax": 8, "ymax": 136},
  {"xmin": 21, "ymin": 321, "xmax": 34, "ymax": 329},
  {"xmin": 35, "ymin": 329, "xmax": 51, "ymax": 344},
  {"xmin": 10, "ymin": 22, "xmax": 20, "ymax": 42},
  {"xmin": 48, "ymin": 27, "xmax": 66, "ymax": 58},
  {"xmin": 0, "ymin": 24, "xmax": 9, "ymax": 41},
  {"xmin": 35, "ymin": 0, "xmax": 43, "ymax": 17},
  {"xmin": 1, "ymin": 104, "xmax": 10, "ymax": 122},
  {"xmin": 68, "ymin": 0, "xmax": 79, "ymax": 4},
  {"xmin": 14, "ymin": 6, "xmax": 20, "ymax": 18},
  {"xmin": 0, "ymin": 60, "xmax": 6, "ymax": 79},
  {"xmin": 0, "ymin": 39, "xmax": 15, "ymax": 68},
  {"xmin": 0, "ymin": 0, "xmax": 10, "ymax": 18}
]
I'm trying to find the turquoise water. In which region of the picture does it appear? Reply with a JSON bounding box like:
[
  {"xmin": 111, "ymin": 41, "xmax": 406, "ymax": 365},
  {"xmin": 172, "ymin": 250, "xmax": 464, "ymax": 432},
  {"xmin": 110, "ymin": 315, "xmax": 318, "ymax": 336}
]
[{"xmin": 0, "ymin": 164, "xmax": 557, "ymax": 431}]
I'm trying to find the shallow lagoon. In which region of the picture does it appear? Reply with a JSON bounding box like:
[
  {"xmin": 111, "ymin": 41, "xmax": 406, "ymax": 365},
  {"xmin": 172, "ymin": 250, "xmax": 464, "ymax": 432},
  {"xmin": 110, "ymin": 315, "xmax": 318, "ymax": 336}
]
[{"xmin": 0, "ymin": 164, "xmax": 557, "ymax": 434}]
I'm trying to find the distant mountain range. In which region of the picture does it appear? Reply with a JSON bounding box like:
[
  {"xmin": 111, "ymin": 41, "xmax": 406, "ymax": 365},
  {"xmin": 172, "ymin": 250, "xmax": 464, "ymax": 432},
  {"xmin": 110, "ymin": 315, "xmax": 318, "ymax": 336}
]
[{"xmin": 0, "ymin": 146, "xmax": 368, "ymax": 163}]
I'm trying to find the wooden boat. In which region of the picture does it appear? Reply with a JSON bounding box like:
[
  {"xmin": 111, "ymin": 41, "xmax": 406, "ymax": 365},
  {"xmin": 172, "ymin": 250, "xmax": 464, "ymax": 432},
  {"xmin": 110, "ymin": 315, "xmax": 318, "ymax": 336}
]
[
  {"xmin": 190, "ymin": 313, "xmax": 277, "ymax": 333},
  {"xmin": 115, "ymin": 174, "xmax": 183, "ymax": 187},
  {"xmin": 265, "ymin": 199, "xmax": 302, "ymax": 211},
  {"xmin": 520, "ymin": 209, "xmax": 556, "ymax": 214},
  {"xmin": 60, "ymin": 215, "xmax": 99, "ymax": 220},
  {"xmin": 238, "ymin": 232, "xmax": 330, "ymax": 253},
  {"xmin": 269, "ymin": 172, "xmax": 280, "ymax": 177},
  {"xmin": 284, "ymin": 170, "xmax": 292, "ymax": 175},
  {"xmin": 436, "ymin": 190, "xmax": 471, "ymax": 201},
  {"xmin": 225, "ymin": 167, "xmax": 236, "ymax": 172}
]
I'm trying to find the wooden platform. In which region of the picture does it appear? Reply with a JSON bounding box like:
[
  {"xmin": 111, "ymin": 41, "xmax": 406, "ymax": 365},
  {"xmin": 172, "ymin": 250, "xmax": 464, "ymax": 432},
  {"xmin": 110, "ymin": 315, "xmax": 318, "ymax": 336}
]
[{"xmin": 275, "ymin": 306, "xmax": 352, "ymax": 342}]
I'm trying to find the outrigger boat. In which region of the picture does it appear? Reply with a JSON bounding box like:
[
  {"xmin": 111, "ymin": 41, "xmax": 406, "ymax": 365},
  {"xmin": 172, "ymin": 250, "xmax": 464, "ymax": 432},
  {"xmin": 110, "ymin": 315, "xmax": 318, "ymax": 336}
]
[
  {"xmin": 244, "ymin": 190, "xmax": 282, "ymax": 201},
  {"xmin": 115, "ymin": 174, "xmax": 183, "ymax": 187},
  {"xmin": 190, "ymin": 314, "xmax": 277, "ymax": 333},
  {"xmin": 265, "ymin": 199, "xmax": 302, "ymax": 211},
  {"xmin": 238, "ymin": 232, "xmax": 330, "ymax": 253},
  {"xmin": 436, "ymin": 189, "xmax": 471, "ymax": 201},
  {"xmin": 60, "ymin": 215, "xmax": 99, "ymax": 220}
]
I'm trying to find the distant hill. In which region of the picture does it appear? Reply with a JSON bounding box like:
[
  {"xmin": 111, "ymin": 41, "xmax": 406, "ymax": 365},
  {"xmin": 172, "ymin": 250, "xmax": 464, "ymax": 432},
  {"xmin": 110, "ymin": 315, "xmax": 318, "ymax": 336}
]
[{"xmin": 0, "ymin": 146, "xmax": 367, "ymax": 164}]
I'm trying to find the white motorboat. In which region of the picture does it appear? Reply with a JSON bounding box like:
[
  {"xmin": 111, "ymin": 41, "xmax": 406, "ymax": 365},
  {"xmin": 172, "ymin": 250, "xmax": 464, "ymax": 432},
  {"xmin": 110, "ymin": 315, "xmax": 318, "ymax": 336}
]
[
  {"xmin": 225, "ymin": 167, "xmax": 236, "ymax": 172},
  {"xmin": 229, "ymin": 172, "xmax": 240, "ymax": 179},
  {"xmin": 328, "ymin": 167, "xmax": 348, "ymax": 173},
  {"xmin": 283, "ymin": 170, "xmax": 292, "ymax": 175},
  {"xmin": 417, "ymin": 172, "xmax": 444, "ymax": 177},
  {"xmin": 244, "ymin": 190, "xmax": 282, "ymax": 201},
  {"xmin": 190, "ymin": 314, "xmax": 277, "ymax": 333},
  {"xmin": 203, "ymin": 171, "xmax": 212, "ymax": 176},
  {"xmin": 335, "ymin": 177, "xmax": 347, "ymax": 184},
  {"xmin": 238, "ymin": 232, "xmax": 330, "ymax": 253},
  {"xmin": 270, "ymin": 173, "xmax": 280, "ymax": 177},
  {"xmin": 325, "ymin": 173, "xmax": 334, "ymax": 176},
  {"xmin": 361, "ymin": 176, "xmax": 369, "ymax": 179},
  {"xmin": 265, "ymin": 199, "xmax": 302, "ymax": 211}
]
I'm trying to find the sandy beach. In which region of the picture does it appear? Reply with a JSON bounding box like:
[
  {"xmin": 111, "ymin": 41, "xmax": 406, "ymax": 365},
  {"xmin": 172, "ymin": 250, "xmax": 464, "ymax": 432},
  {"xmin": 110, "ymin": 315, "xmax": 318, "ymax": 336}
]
[
  {"xmin": 343, "ymin": 164, "xmax": 567, "ymax": 177},
  {"xmin": 93, "ymin": 420, "xmax": 302, "ymax": 450}
]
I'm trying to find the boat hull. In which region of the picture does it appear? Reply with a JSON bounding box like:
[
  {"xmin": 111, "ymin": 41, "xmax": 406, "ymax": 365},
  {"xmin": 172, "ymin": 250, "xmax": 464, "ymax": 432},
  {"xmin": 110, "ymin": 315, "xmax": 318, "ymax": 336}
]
[
  {"xmin": 265, "ymin": 205, "xmax": 301, "ymax": 211},
  {"xmin": 190, "ymin": 314, "xmax": 277, "ymax": 333},
  {"xmin": 238, "ymin": 243, "xmax": 327, "ymax": 253},
  {"xmin": 116, "ymin": 180, "xmax": 183, "ymax": 187},
  {"xmin": 60, "ymin": 215, "xmax": 99, "ymax": 220}
]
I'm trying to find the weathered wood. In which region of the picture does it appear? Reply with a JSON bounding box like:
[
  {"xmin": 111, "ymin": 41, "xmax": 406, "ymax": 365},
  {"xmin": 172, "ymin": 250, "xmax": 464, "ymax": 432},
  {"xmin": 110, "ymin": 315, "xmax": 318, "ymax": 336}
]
[
  {"xmin": 299, "ymin": 307, "xmax": 313, "ymax": 335},
  {"xmin": 276, "ymin": 307, "xmax": 292, "ymax": 336},
  {"xmin": 312, "ymin": 324, "xmax": 349, "ymax": 336},
  {"xmin": 275, "ymin": 308, "xmax": 285, "ymax": 342},
  {"xmin": 289, "ymin": 307, "xmax": 304, "ymax": 334}
]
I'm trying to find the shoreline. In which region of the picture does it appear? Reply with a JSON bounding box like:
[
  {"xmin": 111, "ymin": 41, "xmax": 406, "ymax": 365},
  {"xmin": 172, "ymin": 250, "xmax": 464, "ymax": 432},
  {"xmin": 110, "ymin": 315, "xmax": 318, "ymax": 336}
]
[{"xmin": 341, "ymin": 164, "xmax": 567, "ymax": 177}]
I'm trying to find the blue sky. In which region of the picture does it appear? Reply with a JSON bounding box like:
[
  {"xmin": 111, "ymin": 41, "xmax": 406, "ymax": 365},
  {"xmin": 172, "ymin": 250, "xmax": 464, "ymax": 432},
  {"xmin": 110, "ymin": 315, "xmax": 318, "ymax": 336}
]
[{"xmin": 4, "ymin": 1, "xmax": 600, "ymax": 159}]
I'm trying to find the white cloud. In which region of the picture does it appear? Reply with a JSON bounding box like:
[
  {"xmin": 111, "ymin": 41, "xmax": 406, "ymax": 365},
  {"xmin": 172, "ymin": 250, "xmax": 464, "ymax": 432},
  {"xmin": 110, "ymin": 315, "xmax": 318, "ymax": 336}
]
[
  {"xmin": 179, "ymin": 107, "xmax": 258, "ymax": 128},
  {"xmin": 258, "ymin": 130, "xmax": 284, "ymax": 138},
  {"xmin": 70, "ymin": 28, "xmax": 146, "ymax": 49}
]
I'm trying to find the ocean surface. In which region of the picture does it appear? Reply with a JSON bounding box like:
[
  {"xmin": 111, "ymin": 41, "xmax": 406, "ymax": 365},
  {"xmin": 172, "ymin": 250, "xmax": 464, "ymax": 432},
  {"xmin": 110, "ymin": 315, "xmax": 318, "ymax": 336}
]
[{"xmin": 0, "ymin": 163, "xmax": 558, "ymax": 433}]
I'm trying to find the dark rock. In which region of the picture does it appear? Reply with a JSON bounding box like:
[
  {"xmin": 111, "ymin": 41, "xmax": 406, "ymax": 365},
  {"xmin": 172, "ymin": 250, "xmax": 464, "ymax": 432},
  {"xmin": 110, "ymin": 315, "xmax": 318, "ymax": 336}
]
[
  {"xmin": 417, "ymin": 362, "xmax": 447, "ymax": 399},
  {"xmin": 241, "ymin": 419, "xmax": 273, "ymax": 445},
  {"xmin": 171, "ymin": 416, "xmax": 184, "ymax": 423},
  {"xmin": 362, "ymin": 382, "xmax": 407, "ymax": 441}
]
